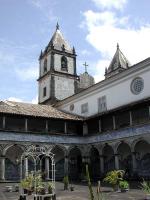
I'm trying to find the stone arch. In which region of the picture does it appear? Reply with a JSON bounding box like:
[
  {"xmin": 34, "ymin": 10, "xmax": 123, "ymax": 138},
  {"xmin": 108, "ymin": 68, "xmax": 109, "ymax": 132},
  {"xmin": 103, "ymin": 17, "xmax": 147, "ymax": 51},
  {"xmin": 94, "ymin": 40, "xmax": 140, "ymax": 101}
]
[
  {"xmin": 89, "ymin": 146, "xmax": 100, "ymax": 180},
  {"xmin": 51, "ymin": 145, "xmax": 66, "ymax": 180},
  {"xmin": 131, "ymin": 138, "xmax": 149, "ymax": 152},
  {"xmin": 117, "ymin": 142, "xmax": 132, "ymax": 177},
  {"xmin": 68, "ymin": 146, "xmax": 82, "ymax": 180},
  {"xmin": 102, "ymin": 144, "xmax": 115, "ymax": 173},
  {"xmin": 3, "ymin": 143, "xmax": 26, "ymax": 155},
  {"xmin": 5, "ymin": 144, "xmax": 24, "ymax": 180},
  {"xmin": 133, "ymin": 140, "xmax": 150, "ymax": 177}
]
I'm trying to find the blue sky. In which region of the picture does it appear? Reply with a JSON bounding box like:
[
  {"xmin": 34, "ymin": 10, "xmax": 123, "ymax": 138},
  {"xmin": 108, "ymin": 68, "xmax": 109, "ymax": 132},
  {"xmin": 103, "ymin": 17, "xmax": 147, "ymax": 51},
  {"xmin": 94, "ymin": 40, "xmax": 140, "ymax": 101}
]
[{"xmin": 0, "ymin": 0, "xmax": 150, "ymax": 103}]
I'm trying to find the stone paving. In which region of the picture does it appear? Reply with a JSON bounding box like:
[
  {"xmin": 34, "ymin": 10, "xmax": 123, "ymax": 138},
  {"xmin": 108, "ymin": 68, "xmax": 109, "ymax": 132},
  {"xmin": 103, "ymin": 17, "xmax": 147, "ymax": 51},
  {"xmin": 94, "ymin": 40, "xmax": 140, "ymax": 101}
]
[{"xmin": 0, "ymin": 182, "xmax": 146, "ymax": 200}]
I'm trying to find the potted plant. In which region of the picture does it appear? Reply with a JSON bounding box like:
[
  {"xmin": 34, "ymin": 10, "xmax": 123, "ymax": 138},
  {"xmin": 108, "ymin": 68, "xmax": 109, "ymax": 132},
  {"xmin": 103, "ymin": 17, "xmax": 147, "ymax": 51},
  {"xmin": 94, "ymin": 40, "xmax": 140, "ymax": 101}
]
[
  {"xmin": 48, "ymin": 182, "xmax": 54, "ymax": 194},
  {"xmin": 63, "ymin": 176, "xmax": 69, "ymax": 190},
  {"xmin": 103, "ymin": 170, "xmax": 125, "ymax": 191},
  {"xmin": 141, "ymin": 179, "xmax": 150, "ymax": 200},
  {"xmin": 119, "ymin": 180, "xmax": 129, "ymax": 192},
  {"xmin": 20, "ymin": 174, "xmax": 34, "ymax": 195},
  {"xmin": 37, "ymin": 185, "xmax": 46, "ymax": 195}
]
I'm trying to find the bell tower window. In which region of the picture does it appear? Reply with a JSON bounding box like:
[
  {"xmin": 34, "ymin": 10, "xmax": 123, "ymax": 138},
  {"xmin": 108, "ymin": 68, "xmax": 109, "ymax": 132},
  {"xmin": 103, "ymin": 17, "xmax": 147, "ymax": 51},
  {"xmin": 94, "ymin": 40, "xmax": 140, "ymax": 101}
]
[
  {"xmin": 61, "ymin": 56, "xmax": 68, "ymax": 71},
  {"xmin": 44, "ymin": 58, "xmax": 47, "ymax": 73}
]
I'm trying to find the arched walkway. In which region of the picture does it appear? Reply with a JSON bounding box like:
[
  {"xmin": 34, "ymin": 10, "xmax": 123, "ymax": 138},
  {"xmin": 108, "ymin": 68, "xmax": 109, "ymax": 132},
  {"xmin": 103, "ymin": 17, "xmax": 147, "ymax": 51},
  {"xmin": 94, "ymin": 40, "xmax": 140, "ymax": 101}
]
[
  {"xmin": 103, "ymin": 144, "xmax": 115, "ymax": 173},
  {"xmin": 51, "ymin": 146, "xmax": 65, "ymax": 180},
  {"xmin": 89, "ymin": 147, "xmax": 100, "ymax": 180},
  {"xmin": 68, "ymin": 147, "xmax": 82, "ymax": 181},
  {"xmin": 134, "ymin": 140, "xmax": 150, "ymax": 177},
  {"xmin": 5, "ymin": 145, "xmax": 23, "ymax": 180},
  {"xmin": 117, "ymin": 142, "xmax": 132, "ymax": 177}
]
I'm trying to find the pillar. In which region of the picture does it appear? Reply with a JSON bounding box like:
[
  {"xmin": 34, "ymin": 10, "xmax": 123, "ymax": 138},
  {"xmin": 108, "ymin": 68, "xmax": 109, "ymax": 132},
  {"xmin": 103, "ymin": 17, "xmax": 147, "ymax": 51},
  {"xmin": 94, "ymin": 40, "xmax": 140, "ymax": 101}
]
[
  {"xmin": 0, "ymin": 156, "xmax": 5, "ymax": 181},
  {"xmin": 113, "ymin": 116, "xmax": 116, "ymax": 130},
  {"xmin": 64, "ymin": 122, "xmax": 67, "ymax": 134},
  {"xmin": 100, "ymin": 155, "xmax": 104, "ymax": 174},
  {"xmin": 129, "ymin": 111, "xmax": 133, "ymax": 126},
  {"xmin": 2, "ymin": 117, "xmax": 5, "ymax": 129},
  {"xmin": 132, "ymin": 152, "xmax": 137, "ymax": 173},
  {"xmin": 45, "ymin": 157, "xmax": 50, "ymax": 180},
  {"xmin": 98, "ymin": 119, "xmax": 102, "ymax": 133},
  {"xmin": 64, "ymin": 155, "xmax": 69, "ymax": 176},
  {"xmin": 114, "ymin": 154, "xmax": 119, "ymax": 170},
  {"xmin": 25, "ymin": 157, "xmax": 28, "ymax": 177},
  {"xmin": 83, "ymin": 122, "xmax": 88, "ymax": 135},
  {"xmin": 25, "ymin": 119, "xmax": 28, "ymax": 132},
  {"xmin": 45, "ymin": 120, "xmax": 48, "ymax": 133}
]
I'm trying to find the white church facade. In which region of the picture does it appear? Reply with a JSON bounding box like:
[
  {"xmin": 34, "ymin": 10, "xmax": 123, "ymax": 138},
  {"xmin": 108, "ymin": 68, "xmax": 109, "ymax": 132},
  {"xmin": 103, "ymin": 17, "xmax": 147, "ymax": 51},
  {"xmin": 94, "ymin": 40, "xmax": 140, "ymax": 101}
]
[{"xmin": 0, "ymin": 24, "xmax": 150, "ymax": 181}]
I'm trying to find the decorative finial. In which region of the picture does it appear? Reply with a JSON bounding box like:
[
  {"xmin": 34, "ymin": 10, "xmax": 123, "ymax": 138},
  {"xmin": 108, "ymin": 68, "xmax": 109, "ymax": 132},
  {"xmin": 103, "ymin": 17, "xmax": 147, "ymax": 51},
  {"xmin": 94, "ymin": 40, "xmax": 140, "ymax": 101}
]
[
  {"xmin": 56, "ymin": 22, "xmax": 59, "ymax": 30},
  {"xmin": 39, "ymin": 50, "xmax": 43, "ymax": 60},
  {"xmin": 117, "ymin": 43, "xmax": 119, "ymax": 49},
  {"xmin": 105, "ymin": 67, "xmax": 107, "ymax": 74},
  {"xmin": 83, "ymin": 62, "xmax": 88, "ymax": 73},
  {"xmin": 73, "ymin": 46, "xmax": 76, "ymax": 54}
]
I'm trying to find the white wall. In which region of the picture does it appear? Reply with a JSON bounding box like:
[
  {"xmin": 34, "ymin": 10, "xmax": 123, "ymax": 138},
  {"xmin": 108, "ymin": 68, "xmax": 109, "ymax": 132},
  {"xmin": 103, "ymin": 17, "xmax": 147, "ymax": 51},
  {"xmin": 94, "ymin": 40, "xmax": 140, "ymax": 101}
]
[
  {"xmin": 58, "ymin": 65, "xmax": 150, "ymax": 117},
  {"xmin": 54, "ymin": 54, "xmax": 74, "ymax": 74},
  {"xmin": 55, "ymin": 76, "xmax": 74, "ymax": 100}
]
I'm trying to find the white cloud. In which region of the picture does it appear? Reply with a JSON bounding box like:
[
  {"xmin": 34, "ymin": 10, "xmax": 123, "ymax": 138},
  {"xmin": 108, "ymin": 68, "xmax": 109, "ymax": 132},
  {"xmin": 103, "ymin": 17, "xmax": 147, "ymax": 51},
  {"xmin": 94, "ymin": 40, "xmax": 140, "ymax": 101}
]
[
  {"xmin": 82, "ymin": 9, "xmax": 150, "ymax": 83},
  {"xmin": 92, "ymin": 0, "xmax": 127, "ymax": 10},
  {"xmin": 7, "ymin": 97, "xmax": 23, "ymax": 102},
  {"xmin": 15, "ymin": 63, "xmax": 38, "ymax": 81},
  {"xmin": 31, "ymin": 96, "xmax": 38, "ymax": 104}
]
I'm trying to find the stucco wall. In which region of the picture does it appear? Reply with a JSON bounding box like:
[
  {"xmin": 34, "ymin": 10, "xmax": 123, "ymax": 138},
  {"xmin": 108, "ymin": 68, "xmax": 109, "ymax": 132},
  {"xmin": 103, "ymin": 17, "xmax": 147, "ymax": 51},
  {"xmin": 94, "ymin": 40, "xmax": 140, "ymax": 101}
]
[
  {"xmin": 59, "ymin": 65, "xmax": 150, "ymax": 117},
  {"xmin": 39, "ymin": 76, "xmax": 51, "ymax": 103}
]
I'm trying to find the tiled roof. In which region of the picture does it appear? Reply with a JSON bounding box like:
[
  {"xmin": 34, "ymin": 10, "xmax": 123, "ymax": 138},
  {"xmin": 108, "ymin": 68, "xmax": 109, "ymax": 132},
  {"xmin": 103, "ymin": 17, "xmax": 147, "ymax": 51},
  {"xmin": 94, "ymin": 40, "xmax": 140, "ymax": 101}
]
[{"xmin": 0, "ymin": 101, "xmax": 82, "ymax": 121}]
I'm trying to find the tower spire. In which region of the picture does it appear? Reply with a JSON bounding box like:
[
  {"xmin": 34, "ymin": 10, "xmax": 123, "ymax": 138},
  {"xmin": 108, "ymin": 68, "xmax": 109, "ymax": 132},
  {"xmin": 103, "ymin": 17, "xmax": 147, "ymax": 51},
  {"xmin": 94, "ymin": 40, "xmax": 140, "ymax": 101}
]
[
  {"xmin": 83, "ymin": 62, "xmax": 88, "ymax": 73},
  {"xmin": 117, "ymin": 43, "xmax": 119, "ymax": 50},
  {"xmin": 56, "ymin": 22, "xmax": 59, "ymax": 30}
]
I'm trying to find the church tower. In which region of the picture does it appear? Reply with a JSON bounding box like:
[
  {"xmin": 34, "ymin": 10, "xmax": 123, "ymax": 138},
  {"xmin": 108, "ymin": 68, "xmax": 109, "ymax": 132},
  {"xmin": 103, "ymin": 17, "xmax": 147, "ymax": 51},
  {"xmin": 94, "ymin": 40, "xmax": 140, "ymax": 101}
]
[{"xmin": 38, "ymin": 23, "xmax": 78, "ymax": 105}]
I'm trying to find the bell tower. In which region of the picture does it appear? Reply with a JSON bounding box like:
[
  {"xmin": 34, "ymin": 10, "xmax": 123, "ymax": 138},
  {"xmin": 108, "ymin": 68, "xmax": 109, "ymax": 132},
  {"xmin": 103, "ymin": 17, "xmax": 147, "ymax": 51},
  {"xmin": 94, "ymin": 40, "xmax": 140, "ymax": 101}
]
[{"xmin": 38, "ymin": 23, "xmax": 78, "ymax": 105}]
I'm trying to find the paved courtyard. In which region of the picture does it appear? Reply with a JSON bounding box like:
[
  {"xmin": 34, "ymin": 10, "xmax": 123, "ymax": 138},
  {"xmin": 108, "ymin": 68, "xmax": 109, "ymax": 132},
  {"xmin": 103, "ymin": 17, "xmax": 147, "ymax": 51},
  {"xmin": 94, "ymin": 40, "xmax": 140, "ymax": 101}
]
[{"xmin": 0, "ymin": 182, "xmax": 146, "ymax": 200}]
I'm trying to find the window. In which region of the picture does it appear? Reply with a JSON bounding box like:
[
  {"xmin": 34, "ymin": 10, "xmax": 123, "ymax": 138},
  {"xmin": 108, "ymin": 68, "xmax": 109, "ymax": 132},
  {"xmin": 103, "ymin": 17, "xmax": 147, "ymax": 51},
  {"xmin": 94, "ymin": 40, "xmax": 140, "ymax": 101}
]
[
  {"xmin": 44, "ymin": 58, "xmax": 47, "ymax": 73},
  {"xmin": 81, "ymin": 103, "xmax": 88, "ymax": 113},
  {"xmin": 61, "ymin": 56, "xmax": 68, "ymax": 71},
  {"xmin": 131, "ymin": 77, "xmax": 144, "ymax": 95},
  {"xmin": 98, "ymin": 95, "xmax": 107, "ymax": 113},
  {"xmin": 43, "ymin": 87, "xmax": 47, "ymax": 97}
]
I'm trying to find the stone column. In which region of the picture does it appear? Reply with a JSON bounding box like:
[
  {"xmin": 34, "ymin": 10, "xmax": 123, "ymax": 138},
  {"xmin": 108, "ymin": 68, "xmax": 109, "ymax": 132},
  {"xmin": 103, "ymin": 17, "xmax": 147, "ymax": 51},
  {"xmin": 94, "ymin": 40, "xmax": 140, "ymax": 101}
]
[
  {"xmin": 25, "ymin": 157, "xmax": 28, "ymax": 177},
  {"xmin": 2, "ymin": 117, "xmax": 5, "ymax": 129},
  {"xmin": 64, "ymin": 155, "xmax": 69, "ymax": 176},
  {"xmin": 129, "ymin": 111, "xmax": 133, "ymax": 126},
  {"xmin": 114, "ymin": 154, "xmax": 119, "ymax": 170},
  {"xmin": 45, "ymin": 157, "xmax": 50, "ymax": 180},
  {"xmin": 100, "ymin": 155, "xmax": 104, "ymax": 174},
  {"xmin": 45, "ymin": 120, "xmax": 48, "ymax": 133},
  {"xmin": 132, "ymin": 152, "xmax": 137, "ymax": 173},
  {"xmin": 83, "ymin": 122, "xmax": 88, "ymax": 135},
  {"xmin": 113, "ymin": 116, "xmax": 116, "ymax": 130},
  {"xmin": 64, "ymin": 122, "xmax": 67, "ymax": 134},
  {"xmin": 98, "ymin": 119, "xmax": 102, "ymax": 133},
  {"xmin": 0, "ymin": 156, "xmax": 5, "ymax": 181},
  {"xmin": 25, "ymin": 118, "xmax": 28, "ymax": 132}
]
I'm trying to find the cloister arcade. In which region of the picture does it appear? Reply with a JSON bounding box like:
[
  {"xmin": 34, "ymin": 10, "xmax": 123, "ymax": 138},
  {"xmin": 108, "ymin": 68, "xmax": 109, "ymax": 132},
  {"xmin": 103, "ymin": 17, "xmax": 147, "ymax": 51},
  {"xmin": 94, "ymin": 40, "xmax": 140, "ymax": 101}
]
[{"xmin": 0, "ymin": 137, "xmax": 150, "ymax": 182}]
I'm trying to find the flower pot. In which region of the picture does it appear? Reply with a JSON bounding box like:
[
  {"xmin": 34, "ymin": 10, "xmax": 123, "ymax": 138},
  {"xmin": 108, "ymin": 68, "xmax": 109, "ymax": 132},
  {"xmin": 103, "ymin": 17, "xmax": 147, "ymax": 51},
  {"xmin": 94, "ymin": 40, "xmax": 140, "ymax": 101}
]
[
  {"xmin": 70, "ymin": 186, "xmax": 74, "ymax": 191},
  {"xmin": 146, "ymin": 194, "xmax": 150, "ymax": 200},
  {"xmin": 121, "ymin": 188, "xmax": 128, "ymax": 193}
]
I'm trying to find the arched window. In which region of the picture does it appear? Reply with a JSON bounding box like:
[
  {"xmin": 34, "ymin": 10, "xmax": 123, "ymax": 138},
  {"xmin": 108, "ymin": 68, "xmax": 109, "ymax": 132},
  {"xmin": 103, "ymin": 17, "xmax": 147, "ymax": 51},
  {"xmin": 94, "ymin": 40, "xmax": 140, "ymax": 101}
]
[
  {"xmin": 61, "ymin": 56, "xmax": 68, "ymax": 71},
  {"xmin": 44, "ymin": 58, "xmax": 47, "ymax": 73}
]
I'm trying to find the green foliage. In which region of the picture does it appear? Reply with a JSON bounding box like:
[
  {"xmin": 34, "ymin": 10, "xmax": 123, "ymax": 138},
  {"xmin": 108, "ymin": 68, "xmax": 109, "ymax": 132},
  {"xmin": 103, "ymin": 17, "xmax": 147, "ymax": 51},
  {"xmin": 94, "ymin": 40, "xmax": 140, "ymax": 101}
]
[
  {"xmin": 63, "ymin": 176, "xmax": 69, "ymax": 190},
  {"xmin": 48, "ymin": 182, "xmax": 54, "ymax": 194},
  {"xmin": 119, "ymin": 180, "xmax": 129, "ymax": 189},
  {"xmin": 103, "ymin": 170, "xmax": 125, "ymax": 187},
  {"xmin": 20, "ymin": 173, "xmax": 34, "ymax": 191},
  {"xmin": 141, "ymin": 179, "xmax": 150, "ymax": 194},
  {"xmin": 86, "ymin": 164, "xmax": 95, "ymax": 200}
]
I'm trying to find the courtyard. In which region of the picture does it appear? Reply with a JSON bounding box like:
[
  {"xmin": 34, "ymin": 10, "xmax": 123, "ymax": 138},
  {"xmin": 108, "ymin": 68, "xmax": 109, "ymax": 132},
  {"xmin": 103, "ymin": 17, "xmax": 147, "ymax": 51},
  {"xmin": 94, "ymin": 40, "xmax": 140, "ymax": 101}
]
[{"xmin": 0, "ymin": 182, "xmax": 146, "ymax": 200}]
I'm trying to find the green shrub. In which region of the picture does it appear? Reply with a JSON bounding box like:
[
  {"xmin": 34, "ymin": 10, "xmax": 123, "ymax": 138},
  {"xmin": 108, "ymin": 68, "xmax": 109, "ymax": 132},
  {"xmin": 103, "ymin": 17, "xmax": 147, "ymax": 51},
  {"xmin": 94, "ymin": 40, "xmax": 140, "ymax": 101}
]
[
  {"xmin": 141, "ymin": 179, "xmax": 150, "ymax": 194},
  {"xmin": 63, "ymin": 176, "xmax": 69, "ymax": 190},
  {"xmin": 119, "ymin": 180, "xmax": 129, "ymax": 189}
]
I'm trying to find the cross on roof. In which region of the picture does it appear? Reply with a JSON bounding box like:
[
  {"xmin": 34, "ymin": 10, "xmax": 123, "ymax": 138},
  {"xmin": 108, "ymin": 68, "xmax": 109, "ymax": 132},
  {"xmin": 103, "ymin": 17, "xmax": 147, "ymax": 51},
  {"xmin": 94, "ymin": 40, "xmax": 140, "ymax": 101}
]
[{"xmin": 83, "ymin": 62, "xmax": 88, "ymax": 73}]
